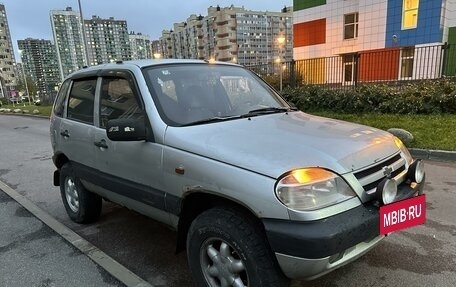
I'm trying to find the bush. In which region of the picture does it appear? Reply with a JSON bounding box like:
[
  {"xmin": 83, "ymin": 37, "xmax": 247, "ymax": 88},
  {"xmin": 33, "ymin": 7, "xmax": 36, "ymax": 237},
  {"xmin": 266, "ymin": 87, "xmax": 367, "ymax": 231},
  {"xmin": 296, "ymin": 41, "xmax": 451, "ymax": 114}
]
[
  {"xmin": 261, "ymin": 75, "xmax": 281, "ymax": 91},
  {"xmin": 280, "ymin": 79, "xmax": 456, "ymax": 114}
]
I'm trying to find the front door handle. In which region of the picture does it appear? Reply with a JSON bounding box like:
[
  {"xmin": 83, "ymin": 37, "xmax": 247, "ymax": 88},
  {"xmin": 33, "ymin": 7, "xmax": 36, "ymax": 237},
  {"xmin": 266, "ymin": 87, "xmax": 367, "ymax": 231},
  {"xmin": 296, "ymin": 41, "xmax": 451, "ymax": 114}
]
[
  {"xmin": 60, "ymin": 130, "xmax": 70, "ymax": 138},
  {"xmin": 94, "ymin": 139, "xmax": 108, "ymax": 149}
]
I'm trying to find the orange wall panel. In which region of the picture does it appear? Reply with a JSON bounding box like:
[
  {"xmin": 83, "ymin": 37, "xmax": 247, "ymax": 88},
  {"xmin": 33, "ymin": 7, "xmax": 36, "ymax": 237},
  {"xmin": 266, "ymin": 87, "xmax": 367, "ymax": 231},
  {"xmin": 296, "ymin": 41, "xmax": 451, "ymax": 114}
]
[
  {"xmin": 293, "ymin": 19, "xmax": 326, "ymax": 48},
  {"xmin": 358, "ymin": 48, "xmax": 400, "ymax": 81}
]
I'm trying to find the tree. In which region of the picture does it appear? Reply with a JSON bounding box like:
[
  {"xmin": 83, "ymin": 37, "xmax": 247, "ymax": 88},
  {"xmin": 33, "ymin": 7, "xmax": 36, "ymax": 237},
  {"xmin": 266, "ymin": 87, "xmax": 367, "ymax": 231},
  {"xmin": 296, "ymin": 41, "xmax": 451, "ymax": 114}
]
[{"xmin": 16, "ymin": 76, "xmax": 38, "ymax": 99}]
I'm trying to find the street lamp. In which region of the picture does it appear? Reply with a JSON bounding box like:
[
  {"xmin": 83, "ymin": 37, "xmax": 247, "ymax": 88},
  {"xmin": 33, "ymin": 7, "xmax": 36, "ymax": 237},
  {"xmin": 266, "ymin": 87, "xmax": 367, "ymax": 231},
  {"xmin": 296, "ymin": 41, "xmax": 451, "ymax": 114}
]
[
  {"xmin": 153, "ymin": 53, "xmax": 162, "ymax": 59},
  {"xmin": 277, "ymin": 36, "xmax": 286, "ymax": 92},
  {"xmin": 18, "ymin": 50, "xmax": 32, "ymax": 106},
  {"xmin": 78, "ymin": 0, "xmax": 90, "ymax": 66}
]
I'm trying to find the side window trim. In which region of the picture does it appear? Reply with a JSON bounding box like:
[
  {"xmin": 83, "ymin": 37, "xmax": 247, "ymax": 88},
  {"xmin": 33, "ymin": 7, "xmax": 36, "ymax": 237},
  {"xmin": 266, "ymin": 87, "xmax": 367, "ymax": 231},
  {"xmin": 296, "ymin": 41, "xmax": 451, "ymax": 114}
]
[
  {"xmin": 62, "ymin": 81, "xmax": 73, "ymax": 118},
  {"xmin": 94, "ymin": 77, "xmax": 103, "ymax": 128}
]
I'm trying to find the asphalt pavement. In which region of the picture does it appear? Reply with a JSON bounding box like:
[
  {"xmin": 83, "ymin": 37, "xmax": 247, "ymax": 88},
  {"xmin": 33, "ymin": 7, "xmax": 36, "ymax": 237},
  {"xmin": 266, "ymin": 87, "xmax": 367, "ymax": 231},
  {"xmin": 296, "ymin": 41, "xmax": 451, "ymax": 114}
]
[
  {"xmin": 0, "ymin": 188, "xmax": 124, "ymax": 287},
  {"xmin": 1, "ymin": 114, "xmax": 455, "ymax": 287}
]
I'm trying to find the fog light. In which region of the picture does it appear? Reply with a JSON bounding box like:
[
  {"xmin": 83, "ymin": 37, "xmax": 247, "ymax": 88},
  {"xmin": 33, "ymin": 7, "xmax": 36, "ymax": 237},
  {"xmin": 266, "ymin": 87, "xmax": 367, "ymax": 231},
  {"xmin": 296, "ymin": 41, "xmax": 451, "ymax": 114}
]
[
  {"xmin": 408, "ymin": 160, "xmax": 424, "ymax": 184},
  {"xmin": 376, "ymin": 178, "xmax": 397, "ymax": 205}
]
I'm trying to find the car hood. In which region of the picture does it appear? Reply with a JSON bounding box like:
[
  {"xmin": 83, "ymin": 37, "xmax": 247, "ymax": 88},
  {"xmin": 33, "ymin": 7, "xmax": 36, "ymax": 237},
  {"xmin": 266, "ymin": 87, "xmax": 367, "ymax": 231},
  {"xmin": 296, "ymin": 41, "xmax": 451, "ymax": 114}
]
[{"xmin": 164, "ymin": 112, "xmax": 399, "ymax": 179}]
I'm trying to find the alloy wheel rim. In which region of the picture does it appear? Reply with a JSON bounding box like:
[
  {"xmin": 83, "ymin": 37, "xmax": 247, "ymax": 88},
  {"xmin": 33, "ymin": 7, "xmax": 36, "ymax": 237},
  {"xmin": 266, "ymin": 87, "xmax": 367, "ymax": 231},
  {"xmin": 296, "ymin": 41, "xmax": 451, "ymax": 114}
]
[
  {"xmin": 64, "ymin": 177, "xmax": 79, "ymax": 213},
  {"xmin": 200, "ymin": 237, "xmax": 249, "ymax": 287}
]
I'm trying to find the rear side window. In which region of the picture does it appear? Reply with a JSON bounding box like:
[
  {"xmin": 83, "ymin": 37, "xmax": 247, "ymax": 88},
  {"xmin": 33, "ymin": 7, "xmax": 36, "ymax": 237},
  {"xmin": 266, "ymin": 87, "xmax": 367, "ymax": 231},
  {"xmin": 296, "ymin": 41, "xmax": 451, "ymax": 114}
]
[
  {"xmin": 67, "ymin": 78, "xmax": 97, "ymax": 125},
  {"xmin": 53, "ymin": 80, "xmax": 71, "ymax": 117}
]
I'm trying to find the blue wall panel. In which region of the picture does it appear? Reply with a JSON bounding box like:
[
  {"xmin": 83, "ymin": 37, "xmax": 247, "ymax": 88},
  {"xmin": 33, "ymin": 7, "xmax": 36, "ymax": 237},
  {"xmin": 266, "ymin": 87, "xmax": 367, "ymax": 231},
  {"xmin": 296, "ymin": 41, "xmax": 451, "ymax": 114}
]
[{"xmin": 385, "ymin": 0, "xmax": 443, "ymax": 47}]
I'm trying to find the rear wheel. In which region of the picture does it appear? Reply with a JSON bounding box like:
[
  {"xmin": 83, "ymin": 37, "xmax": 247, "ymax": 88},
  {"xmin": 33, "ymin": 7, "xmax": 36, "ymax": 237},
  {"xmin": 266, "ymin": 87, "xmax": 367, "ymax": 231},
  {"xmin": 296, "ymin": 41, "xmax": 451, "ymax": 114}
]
[
  {"xmin": 60, "ymin": 163, "xmax": 102, "ymax": 223},
  {"xmin": 187, "ymin": 207, "xmax": 288, "ymax": 287}
]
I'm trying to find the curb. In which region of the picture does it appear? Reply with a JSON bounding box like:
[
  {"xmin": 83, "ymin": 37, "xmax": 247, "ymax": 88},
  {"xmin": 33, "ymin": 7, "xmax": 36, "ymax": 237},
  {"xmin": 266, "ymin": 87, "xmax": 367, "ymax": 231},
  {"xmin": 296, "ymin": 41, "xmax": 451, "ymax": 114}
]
[
  {"xmin": 0, "ymin": 112, "xmax": 49, "ymax": 119},
  {"xmin": 0, "ymin": 179, "xmax": 153, "ymax": 287},
  {"xmin": 410, "ymin": 148, "xmax": 456, "ymax": 163}
]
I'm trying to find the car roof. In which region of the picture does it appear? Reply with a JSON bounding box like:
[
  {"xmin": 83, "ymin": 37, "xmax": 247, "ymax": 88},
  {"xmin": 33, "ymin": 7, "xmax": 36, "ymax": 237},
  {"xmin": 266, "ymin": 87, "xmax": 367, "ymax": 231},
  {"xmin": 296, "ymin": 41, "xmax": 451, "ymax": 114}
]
[{"xmin": 66, "ymin": 59, "xmax": 241, "ymax": 79}]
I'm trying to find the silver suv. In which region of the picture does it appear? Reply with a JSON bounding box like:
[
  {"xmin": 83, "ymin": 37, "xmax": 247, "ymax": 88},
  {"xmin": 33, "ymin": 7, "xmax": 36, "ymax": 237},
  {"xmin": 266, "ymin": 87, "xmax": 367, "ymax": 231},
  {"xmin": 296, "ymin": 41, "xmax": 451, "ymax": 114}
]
[{"xmin": 50, "ymin": 60, "xmax": 425, "ymax": 287}]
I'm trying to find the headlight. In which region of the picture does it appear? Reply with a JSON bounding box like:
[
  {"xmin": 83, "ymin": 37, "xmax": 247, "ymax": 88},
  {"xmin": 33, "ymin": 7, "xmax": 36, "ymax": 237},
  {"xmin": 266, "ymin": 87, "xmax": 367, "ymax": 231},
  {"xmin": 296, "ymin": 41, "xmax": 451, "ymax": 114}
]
[
  {"xmin": 275, "ymin": 168, "xmax": 356, "ymax": 211},
  {"xmin": 394, "ymin": 137, "xmax": 413, "ymax": 165}
]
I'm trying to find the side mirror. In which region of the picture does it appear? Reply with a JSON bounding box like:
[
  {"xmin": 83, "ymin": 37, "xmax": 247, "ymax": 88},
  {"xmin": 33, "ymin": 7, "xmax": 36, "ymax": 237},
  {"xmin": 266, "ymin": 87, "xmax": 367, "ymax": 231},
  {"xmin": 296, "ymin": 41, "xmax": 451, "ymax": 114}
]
[{"xmin": 106, "ymin": 118, "xmax": 146, "ymax": 141}]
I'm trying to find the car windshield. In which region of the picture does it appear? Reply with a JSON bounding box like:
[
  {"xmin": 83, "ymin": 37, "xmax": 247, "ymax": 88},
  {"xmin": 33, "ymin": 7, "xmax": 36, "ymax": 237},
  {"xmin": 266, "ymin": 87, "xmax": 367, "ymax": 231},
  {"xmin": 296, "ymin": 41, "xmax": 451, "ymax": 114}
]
[{"xmin": 143, "ymin": 63, "xmax": 290, "ymax": 126}]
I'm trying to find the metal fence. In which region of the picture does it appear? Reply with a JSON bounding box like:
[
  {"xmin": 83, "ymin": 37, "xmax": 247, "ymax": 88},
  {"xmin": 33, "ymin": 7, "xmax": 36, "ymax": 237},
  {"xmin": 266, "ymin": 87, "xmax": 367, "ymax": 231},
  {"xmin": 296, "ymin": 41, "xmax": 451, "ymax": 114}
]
[{"xmin": 248, "ymin": 43, "xmax": 456, "ymax": 89}]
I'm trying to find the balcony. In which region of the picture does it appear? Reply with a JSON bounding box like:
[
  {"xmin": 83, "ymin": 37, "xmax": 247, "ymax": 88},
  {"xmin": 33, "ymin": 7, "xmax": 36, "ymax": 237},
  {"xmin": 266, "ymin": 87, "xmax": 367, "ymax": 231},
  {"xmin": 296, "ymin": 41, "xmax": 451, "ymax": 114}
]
[{"xmin": 217, "ymin": 38, "xmax": 232, "ymax": 48}]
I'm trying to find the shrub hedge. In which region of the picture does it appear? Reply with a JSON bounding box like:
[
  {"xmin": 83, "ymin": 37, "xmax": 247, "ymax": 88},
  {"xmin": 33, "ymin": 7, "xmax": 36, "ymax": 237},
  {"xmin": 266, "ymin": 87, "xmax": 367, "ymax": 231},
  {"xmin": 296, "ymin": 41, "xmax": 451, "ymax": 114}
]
[{"xmin": 281, "ymin": 79, "xmax": 456, "ymax": 114}]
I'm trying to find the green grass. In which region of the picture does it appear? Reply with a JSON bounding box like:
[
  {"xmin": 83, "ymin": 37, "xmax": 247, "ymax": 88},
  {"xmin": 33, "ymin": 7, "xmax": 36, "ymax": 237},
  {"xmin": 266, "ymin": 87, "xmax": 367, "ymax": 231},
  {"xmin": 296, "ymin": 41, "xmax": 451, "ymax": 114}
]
[
  {"xmin": 313, "ymin": 112, "xmax": 456, "ymax": 151},
  {"xmin": 0, "ymin": 103, "xmax": 52, "ymax": 117}
]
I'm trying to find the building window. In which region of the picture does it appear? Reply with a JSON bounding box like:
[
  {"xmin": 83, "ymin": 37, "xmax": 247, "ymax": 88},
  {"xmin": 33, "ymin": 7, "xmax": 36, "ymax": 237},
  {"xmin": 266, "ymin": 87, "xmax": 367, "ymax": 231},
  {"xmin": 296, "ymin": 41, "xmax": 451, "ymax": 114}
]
[
  {"xmin": 343, "ymin": 53, "xmax": 357, "ymax": 84},
  {"xmin": 402, "ymin": 0, "xmax": 419, "ymax": 29},
  {"xmin": 344, "ymin": 13, "xmax": 359, "ymax": 40},
  {"xmin": 400, "ymin": 47, "xmax": 414, "ymax": 78}
]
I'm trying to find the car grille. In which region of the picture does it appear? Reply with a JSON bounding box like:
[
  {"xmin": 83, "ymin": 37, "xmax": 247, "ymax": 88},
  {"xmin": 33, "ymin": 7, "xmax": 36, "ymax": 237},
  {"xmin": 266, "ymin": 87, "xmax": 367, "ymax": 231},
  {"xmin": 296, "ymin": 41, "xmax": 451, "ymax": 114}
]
[{"xmin": 354, "ymin": 153, "xmax": 406, "ymax": 199}]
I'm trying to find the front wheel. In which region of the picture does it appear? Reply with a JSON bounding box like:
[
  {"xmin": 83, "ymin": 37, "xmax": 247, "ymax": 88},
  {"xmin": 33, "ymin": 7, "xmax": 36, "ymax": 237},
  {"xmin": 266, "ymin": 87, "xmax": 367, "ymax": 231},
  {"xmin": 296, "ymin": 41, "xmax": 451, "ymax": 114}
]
[
  {"xmin": 59, "ymin": 163, "xmax": 102, "ymax": 223},
  {"xmin": 186, "ymin": 207, "xmax": 288, "ymax": 287}
]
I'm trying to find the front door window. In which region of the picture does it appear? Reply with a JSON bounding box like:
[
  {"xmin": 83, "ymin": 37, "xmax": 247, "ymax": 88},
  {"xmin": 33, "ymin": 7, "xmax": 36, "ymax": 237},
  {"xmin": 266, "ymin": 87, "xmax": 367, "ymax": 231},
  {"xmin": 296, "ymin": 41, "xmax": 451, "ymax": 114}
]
[{"xmin": 99, "ymin": 77, "xmax": 143, "ymax": 128}]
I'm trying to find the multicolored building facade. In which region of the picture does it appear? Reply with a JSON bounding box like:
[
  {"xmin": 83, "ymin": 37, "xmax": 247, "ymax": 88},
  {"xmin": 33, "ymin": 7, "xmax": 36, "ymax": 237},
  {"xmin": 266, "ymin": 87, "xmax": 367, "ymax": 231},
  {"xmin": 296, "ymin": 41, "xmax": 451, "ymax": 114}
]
[{"xmin": 293, "ymin": 0, "xmax": 456, "ymax": 85}]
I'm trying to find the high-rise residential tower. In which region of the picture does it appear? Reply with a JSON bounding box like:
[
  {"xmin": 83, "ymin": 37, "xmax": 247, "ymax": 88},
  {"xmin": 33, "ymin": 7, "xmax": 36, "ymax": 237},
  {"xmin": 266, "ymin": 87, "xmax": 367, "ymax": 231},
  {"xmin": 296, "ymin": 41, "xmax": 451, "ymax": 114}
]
[
  {"xmin": 151, "ymin": 40, "xmax": 164, "ymax": 58},
  {"xmin": 50, "ymin": 7, "xmax": 86, "ymax": 80},
  {"xmin": 158, "ymin": 5, "xmax": 293, "ymax": 66},
  {"xmin": 0, "ymin": 4, "xmax": 17, "ymax": 98},
  {"xmin": 17, "ymin": 38, "xmax": 60, "ymax": 100},
  {"xmin": 84, "ymin": 15, "xmax": 131, "ymax": 65},
  {"xmin": 129, "ymin": 32, "xmax": 151, "ymax": 60}
]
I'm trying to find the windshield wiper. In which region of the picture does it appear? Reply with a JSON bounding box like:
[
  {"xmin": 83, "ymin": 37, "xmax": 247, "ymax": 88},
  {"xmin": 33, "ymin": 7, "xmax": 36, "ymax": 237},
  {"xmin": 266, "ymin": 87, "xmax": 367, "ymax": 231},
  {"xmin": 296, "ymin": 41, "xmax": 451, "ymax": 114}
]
[
  {"xmin": 181, "ymin": 107, "xmax": 298, "ymax": 126},
  {"xmin": 245, "ymin": 106, "xmax": 298, "ymax": 116},
  {"xmin": 181, "ymin": 115, "xmax": 242, "ymax": 127}
]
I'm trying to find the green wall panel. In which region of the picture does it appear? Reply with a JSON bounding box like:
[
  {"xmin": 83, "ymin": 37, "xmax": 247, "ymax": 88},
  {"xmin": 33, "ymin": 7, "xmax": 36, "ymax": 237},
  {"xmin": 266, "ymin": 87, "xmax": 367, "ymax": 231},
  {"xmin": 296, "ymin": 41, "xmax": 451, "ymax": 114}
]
[
  {"xmin": 448, "ymin": 27, "xmax": 456, "ymax": 44},
  {"xmin": 444, "ymin": 27, "xmax": 456, "ymax": 76},
  {"xmin": 294, "ymin": 0, "xmax": 326, "ymax": 11}
]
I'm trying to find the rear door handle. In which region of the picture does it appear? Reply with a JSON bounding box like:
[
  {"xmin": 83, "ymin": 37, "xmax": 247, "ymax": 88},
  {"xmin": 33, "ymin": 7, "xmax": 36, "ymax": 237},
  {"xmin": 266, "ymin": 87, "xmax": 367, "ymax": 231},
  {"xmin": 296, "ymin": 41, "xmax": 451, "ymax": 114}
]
[
  {"xmin": 60, "ymin": 130, "xmax": 70, "ymax": 138},
  {"xmin": 94, "ymin": 139, "xmax": 108, "ymax": 149}
]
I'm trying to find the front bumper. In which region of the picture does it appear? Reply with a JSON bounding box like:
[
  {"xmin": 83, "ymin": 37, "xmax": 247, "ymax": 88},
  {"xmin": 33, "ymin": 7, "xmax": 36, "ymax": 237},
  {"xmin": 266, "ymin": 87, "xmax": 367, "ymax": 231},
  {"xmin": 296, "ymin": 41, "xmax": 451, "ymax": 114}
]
[
  {"xmin": 263, "ymin": 203, "xmax": 380, "ymax": 259},
  {"xmin": 263, "ymin": 178, "xmax": 425, "ymax": 280},
  {"xmin": 264, "ymin": 204, "xmax": 382, "ymax": 279},
  {"xmin": 275, "ymin": 235, "xmax": 384, "ymax": 280}
]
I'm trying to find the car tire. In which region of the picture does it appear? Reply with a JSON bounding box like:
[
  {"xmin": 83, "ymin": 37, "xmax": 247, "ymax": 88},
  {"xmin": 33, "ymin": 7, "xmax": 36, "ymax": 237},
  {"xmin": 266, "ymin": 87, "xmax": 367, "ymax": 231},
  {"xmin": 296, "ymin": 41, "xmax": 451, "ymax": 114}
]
[
  {"xmin": 187, "ymin": 207, "xmax": 288, "ymax": 287},
  {"xmin": 59, "ymin": 163, "xmax": 102, "ymax": 223}
]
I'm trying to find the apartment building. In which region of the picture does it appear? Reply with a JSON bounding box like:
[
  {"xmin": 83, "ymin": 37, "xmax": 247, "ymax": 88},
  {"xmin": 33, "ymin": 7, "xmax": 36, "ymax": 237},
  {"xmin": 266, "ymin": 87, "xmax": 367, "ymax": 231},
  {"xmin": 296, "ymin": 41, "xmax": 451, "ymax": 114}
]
[
  {"xmin": 17, "ymin": 38, "xmax": 60, "ymax": 98},
  {"xmin": 129, "ymin": 32, "xmax": 151, "ymax": 60},
  {"xmin": 0, "ymin": 4, "xmax": 16, "ymax": 98},
  {"xmin": 151, "ymin": 40, "xmax": 164, "ymax": 58},
  {"xmin": 50, "ymin": 7, "xmax": 86, "ymax": 80},
  {"xmin": 293, "ymin": 0, "xmax": 456, "ymax": 84},
  {"xmin": 158, "ymin": 5, "xmax": 293, "ymax": 66},
  {"xmin": 84, "ymin": 15, "xmax": 132, "ymax": 65}
]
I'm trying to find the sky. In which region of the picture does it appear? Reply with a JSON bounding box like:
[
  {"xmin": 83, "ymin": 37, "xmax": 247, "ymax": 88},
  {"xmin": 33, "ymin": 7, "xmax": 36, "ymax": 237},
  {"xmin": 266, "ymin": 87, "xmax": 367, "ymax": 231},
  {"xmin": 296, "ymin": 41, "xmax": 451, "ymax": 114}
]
[{"xmin": 2, "ymin": 0, "xmax": 291, "ymax": 62}]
